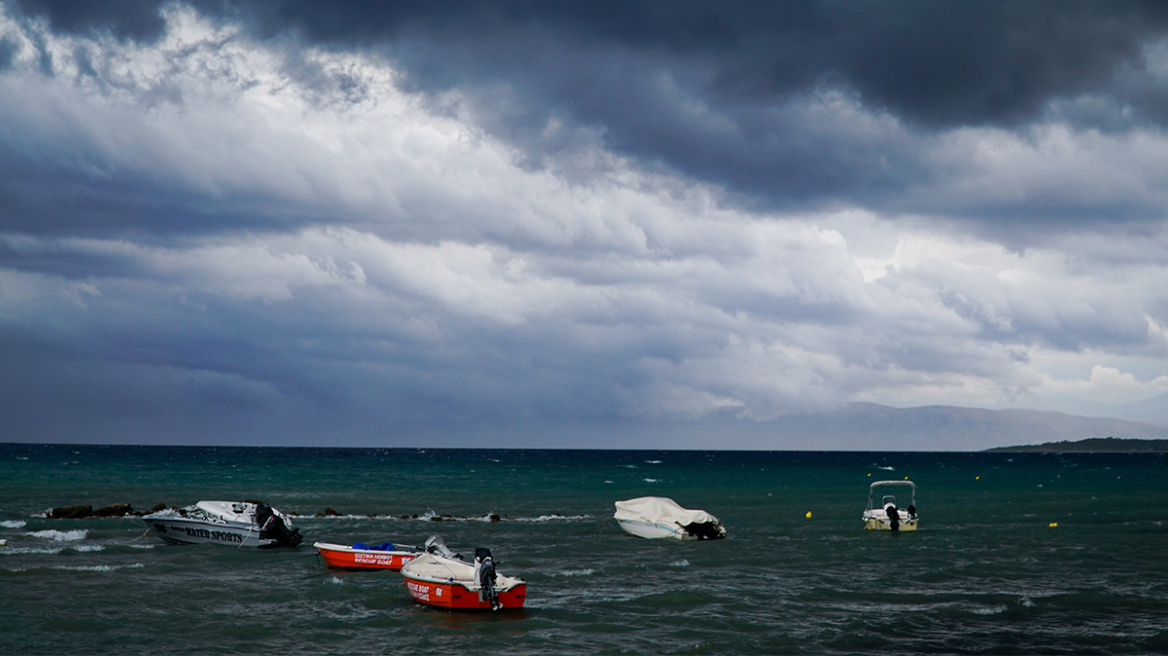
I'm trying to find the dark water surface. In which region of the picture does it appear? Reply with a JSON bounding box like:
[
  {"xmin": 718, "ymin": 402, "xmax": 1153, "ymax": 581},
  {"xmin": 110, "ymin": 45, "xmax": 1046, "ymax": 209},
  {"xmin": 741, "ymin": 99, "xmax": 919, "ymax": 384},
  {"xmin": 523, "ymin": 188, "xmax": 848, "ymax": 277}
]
[{"xmin": 1, "ymin": 445, "xmax": 1166, "ymax": 654}]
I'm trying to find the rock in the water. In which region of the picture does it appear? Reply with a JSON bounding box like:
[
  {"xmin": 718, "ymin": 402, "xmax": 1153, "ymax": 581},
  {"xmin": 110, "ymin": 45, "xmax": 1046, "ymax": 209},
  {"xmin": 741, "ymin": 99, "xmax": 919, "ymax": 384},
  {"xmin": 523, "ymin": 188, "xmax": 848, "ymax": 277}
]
[
  {"xmin": 50, "ymin": 505, "xmax": 92, "ymax": 519},
  {"xmin": 93, "ymin": 503, "xmax": 135, "ymax": 517}
]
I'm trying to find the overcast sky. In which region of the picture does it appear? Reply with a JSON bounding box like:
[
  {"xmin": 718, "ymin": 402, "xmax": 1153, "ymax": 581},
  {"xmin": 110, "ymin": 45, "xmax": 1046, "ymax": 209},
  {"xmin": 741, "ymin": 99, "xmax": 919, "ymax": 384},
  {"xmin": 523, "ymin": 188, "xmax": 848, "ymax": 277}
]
[{"xmin": 2, "ymin": 1, "xmax": 1167, "ymax": 448}]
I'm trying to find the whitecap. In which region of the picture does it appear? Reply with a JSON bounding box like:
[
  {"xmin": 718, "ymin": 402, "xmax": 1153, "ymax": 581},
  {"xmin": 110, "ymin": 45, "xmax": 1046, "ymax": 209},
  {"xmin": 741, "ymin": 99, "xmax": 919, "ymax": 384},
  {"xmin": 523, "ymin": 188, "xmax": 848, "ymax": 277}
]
[
  {"xmin": 551, "ymin": 569, "xmax": 595, "ymax": 577},
  {"xmin": 668, "ymin": 559, "xmax": 690, "ymax": 567},
  {"xmin": 645, "ymin": 460, "xmax": 662, "ymax": 464},
  {"xmin": 513, "ymin": 514, "xmax": 592, "ymax": 522},
  {"xmin": 643, "ymin": 478, "xmax": 660, "ymax": 483},
  {"xmin": 972, "ymin": 604, "xmax": 1007, "ymax": 615},
  {"xmin": 29, "ymin": 529, "xmax": 87, "ymax": 542},
  {"xmin": 1, "ymin": 520, "xmax": 27, "ymax": 529},
  {"xmin": 54, "ymin": 563, "xmax": 143, "ymax": 573}
]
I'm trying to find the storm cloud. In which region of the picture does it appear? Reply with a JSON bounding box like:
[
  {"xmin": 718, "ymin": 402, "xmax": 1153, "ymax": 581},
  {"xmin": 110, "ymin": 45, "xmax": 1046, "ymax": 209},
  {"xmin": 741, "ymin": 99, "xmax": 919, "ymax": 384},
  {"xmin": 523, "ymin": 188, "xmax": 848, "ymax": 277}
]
[{"xmin": 1, "ymin": 1, "xmax": 1167, "ymax": 448}]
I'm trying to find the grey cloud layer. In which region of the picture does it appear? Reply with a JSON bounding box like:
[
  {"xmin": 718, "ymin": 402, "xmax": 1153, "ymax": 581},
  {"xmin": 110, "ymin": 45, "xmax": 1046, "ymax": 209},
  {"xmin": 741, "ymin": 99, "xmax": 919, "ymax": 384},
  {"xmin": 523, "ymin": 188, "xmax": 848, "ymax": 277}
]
[{"xmin": 2, "ymin": 2, "xmax": 1167, "ymax": 447}]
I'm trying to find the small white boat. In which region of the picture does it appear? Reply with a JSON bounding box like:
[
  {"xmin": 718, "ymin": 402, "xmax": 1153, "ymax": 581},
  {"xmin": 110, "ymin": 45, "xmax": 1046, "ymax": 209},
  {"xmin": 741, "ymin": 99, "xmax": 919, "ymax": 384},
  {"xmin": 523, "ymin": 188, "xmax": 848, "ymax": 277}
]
[
  {"xmin": 143, "ymin": 500, "xmax": 303, "ymax": 548},
  {"xmin": 863, "ymin": 480, "xmax": 918, "ymax": 531},
  {"xmin": 399, "ymin": 537, "xmax": 526, "ymax": 611},
  {"xmin": 613, "ymin": 496, "xmax": 726, "ymax": 540}
]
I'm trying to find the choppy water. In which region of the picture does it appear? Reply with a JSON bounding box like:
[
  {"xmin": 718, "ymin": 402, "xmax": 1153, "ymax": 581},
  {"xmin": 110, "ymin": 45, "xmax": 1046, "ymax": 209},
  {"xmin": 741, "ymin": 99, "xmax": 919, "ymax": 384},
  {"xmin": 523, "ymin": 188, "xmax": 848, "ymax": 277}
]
[{"xmin": 1, "ymin": 445, "xmax": 1166, "ymax": 655}]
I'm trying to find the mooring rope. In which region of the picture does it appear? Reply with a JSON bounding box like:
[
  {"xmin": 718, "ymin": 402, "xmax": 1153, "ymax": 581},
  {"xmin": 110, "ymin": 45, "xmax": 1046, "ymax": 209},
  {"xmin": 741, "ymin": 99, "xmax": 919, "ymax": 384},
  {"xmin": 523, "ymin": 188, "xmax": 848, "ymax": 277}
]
[{"xmin": 127, "ymin": 528, "xmax": 152, "ymax": 543}]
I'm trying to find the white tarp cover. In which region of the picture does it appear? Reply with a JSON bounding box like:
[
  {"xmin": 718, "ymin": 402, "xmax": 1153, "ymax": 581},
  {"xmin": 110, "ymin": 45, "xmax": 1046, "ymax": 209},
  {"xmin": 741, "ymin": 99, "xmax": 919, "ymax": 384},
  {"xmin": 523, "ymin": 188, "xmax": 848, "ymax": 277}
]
[{"xmin": 613, "ymin": 496, "xmax": 719, "ymax": 527}]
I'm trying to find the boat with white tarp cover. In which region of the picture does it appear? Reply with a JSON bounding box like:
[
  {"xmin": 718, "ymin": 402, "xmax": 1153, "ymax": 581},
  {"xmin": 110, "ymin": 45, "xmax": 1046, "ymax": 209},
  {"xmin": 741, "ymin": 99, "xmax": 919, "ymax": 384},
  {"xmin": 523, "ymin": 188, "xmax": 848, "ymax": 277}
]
[{"xmin": 613, "ymin": 496, "xmax": 726, "ymax": 540}]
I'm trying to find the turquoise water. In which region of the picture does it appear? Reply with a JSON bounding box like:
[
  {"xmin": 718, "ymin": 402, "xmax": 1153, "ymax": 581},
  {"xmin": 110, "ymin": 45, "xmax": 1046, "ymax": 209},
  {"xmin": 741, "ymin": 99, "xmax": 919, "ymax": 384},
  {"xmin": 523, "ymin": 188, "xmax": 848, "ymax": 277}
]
[{"xmin": 1, "ymin": 445, "xmax": 1166, "ymax": 654}]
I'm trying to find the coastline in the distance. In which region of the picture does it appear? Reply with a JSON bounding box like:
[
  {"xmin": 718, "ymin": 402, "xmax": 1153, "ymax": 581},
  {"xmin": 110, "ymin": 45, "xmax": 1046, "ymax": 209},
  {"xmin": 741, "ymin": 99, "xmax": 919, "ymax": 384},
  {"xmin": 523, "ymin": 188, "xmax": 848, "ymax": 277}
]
[{"xmin": 987, "ymin": 437, "xmax": 1168, "ymax": 453}]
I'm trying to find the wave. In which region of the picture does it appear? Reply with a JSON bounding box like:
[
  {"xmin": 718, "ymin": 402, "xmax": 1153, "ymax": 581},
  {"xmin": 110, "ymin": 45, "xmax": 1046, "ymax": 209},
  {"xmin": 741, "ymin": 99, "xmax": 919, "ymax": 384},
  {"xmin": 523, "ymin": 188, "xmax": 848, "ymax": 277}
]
[
  {"xmin": 511, "ymin": 514, "xmax": 593, "ymax": 522},
  {"xmin": 304, "ymin": 512, "xmax": 593, "ymax": 523},
  {"xmin": 0, "ymin": 545, "xmax": 105, "ymax": 555},
  {"xmin": 29, "ymin": 529, "xmax": 87, "ymax": 541},
  {"xmin": 0, "ymin": 520, "xmax": 27, "ymax": 529},
  {"xmin": 3, "ymin": 563, "xmax": 142, "ymax": 573},
  {"xmin": 550, "ymin": 568, "xmax": 595, "ymax": 577}
]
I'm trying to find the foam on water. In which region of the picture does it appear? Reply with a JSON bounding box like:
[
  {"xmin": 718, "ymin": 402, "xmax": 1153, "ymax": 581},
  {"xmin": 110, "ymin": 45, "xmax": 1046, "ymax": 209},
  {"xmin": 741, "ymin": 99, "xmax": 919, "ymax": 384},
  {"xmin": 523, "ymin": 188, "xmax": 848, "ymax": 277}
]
[{"xmin": 28, "ymin": 529, "xmax": 87, "ymax": 541}]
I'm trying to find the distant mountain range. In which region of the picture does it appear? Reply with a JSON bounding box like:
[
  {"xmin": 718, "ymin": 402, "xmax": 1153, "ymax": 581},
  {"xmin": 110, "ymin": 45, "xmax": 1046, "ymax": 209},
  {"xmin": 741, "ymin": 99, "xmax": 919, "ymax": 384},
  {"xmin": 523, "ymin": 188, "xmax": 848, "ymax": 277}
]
[
  {"xmin": 665, "ymin": 402, "xmax": 1168, "ymax": 451},
  {"xmin": 429, "ymin": 401, "xmax": 1168, "ymax": 451},
  {"xmin": 763, "ymin": 403, "xmax": 1168, "ymax": 451}
]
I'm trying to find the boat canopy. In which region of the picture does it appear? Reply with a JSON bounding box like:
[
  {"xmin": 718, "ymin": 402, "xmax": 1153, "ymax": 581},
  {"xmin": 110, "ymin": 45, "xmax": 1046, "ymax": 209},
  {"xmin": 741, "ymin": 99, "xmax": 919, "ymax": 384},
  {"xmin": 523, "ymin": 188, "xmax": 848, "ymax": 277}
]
[
  {"xmin": 867, "ymin": 480, "xmax": 916, "ymax": 509},
  {"xmin": 614, "ymin": 496, "xmax": 720, "ymax": 528}
]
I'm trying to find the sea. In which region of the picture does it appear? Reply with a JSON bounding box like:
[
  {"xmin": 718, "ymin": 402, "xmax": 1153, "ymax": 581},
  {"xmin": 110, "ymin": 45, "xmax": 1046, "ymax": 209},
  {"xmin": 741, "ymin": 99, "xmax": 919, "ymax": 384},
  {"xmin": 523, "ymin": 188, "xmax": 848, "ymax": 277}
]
[{"xmin": 1, "ymin": 444, "xmax": 1166, "ymax": 655}]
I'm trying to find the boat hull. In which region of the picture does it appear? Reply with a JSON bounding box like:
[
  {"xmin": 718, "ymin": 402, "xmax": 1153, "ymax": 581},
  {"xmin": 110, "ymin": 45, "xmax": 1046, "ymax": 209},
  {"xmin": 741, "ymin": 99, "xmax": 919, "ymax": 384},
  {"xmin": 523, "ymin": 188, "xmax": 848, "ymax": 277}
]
[
  {"xmin": 615, "ymin": 518, "xmax": 692, "ymax": 540},
  {"xmin": 313, "ymin": 542, "xmax": 418, "ymax": 570},
  {"xmin": 142, "ymin": 501, "xmax": 301, "ymax": 548},
  {"xmin": 862, "ymin": 511, "xmax": 919, "ymax": 531},
  {"xmin": 143, "ymin": 517, "xmax": 281, "ymax": 548},
  {"xmin": 402, "ymin": 575, "xmax": 527, "ymax": 611}
]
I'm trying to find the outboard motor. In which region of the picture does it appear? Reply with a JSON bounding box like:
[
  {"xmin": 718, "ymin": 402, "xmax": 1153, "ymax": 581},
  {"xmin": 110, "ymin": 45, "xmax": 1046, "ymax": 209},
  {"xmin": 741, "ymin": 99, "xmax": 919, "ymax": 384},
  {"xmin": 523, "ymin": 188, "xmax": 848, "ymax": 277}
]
[
  {"xmin": 424, "ymin": 535, "xmax": 460, "ymax": 560},
  {"xmin": 255, "ymin": 503, "xmax": 303, "ymax": 548},
  {"xmin": 885, "ymin": 503, "xmax": 900, "ymax": 532},
  {"xmin": 474, "ymin": 547, "xmax": 499, "ymax": 610}
]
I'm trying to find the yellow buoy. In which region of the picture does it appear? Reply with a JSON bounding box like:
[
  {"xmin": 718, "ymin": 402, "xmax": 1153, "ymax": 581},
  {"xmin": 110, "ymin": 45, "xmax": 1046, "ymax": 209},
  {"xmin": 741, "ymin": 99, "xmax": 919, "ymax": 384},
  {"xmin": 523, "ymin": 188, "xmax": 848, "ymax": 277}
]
[
  {"xmin": 975, "ymin": 476, "xmax": 980, "ymax": 480},
  {"xmin": 805, "ymin": 511, "xmax": 813, "ymax": 519},
  {"xmin": 1049, "ymin": 522, "xmax": 1058, "ymax": 528}
]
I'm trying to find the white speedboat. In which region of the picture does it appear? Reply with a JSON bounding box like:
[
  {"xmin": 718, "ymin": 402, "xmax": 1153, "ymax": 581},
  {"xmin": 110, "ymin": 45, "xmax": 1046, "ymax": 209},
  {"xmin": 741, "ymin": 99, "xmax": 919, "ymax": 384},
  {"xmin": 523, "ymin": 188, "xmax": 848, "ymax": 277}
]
[
  {"xmin": 863, "ymin": 480, "xmax": 919, "ymax": 531},
  {"xmin": 613, "ymin": 496, "xmax": 726, "ymax": 540},
  {"xmin": 143, "ymin": 500, "xmax": 303, "ymax": 548}
]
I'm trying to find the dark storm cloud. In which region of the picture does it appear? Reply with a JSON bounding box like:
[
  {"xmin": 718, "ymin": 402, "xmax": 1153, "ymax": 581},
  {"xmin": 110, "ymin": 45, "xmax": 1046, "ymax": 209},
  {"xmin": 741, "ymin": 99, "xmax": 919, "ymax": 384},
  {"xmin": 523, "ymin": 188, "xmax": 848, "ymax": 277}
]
[
  {"xmin": 12, "ymin": 0, "xmax": 166, "ymax": 41},
  {"xmin": 182, "ymin": 1, "xmax": 1165, "ymax": 126},
  {"xmin": 14, "ymin": 0, "xmax": 1168, "ymax": 229}
]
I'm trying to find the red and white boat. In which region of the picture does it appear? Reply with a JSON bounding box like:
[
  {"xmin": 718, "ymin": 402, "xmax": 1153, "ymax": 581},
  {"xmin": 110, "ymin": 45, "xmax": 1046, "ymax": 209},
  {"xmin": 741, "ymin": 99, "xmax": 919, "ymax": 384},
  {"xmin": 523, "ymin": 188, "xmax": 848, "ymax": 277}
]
[
  {"xmin": 400, "ymin": 537, "xmax": 526, "ymax": 611},
  {"xmin": 313, "ymin": 541, "xmax": 421, "ymax": 570}
]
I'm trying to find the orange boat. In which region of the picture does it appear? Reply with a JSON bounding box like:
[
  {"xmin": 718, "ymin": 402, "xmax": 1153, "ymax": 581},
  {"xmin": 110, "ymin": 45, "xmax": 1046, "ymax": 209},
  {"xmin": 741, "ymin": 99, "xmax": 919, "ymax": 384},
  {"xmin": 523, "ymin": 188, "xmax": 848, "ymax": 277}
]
[
  {"xmin": 400, "ymin": 538, "xmax": 526, "ymax": 611},
  {"xmin": 313, "ymin": 541, "xmax": 421, "ymax": 570}
]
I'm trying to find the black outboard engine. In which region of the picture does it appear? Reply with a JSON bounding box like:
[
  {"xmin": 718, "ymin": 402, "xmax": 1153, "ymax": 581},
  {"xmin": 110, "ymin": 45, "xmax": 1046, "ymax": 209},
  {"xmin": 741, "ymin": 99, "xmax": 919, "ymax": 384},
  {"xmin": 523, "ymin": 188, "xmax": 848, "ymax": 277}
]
[
  {"xmin": 255, "ymin": 503, "xmax": 303, "ymax": 548},
  {"xmin": 886, "ymin": 504, "xmax": 900, "ymax": 532},
  {"xmin": 474, "ymin": 547, "xmax": 499, "ymax": 610}
]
